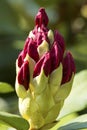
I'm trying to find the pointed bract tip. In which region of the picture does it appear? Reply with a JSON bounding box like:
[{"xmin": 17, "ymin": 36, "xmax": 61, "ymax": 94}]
[{"xmin": 35, "ymin": 7, "xmax": 49, "ymax": 27}]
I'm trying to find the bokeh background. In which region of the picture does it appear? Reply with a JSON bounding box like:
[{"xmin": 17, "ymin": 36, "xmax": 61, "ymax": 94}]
[{"xmin": 0, "ymin": 0, "xmax": 87, "ymax": 114}]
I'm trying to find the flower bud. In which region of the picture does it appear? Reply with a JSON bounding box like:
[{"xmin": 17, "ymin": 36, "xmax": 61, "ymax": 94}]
[
  {"xmin": 33, "ymin": 52, "xmax": 51, "ymax": 77},
  {"xmin": 15, "ymin": 7, "xmax": 76, "ymax": 130},
  {"xmin": 18, "ymin": 61, "xmax": 30, "ymax": 90},
  {"xmin": 61, "ymin": 51, "xmax": 76, "ymax": 84},
  {"xmin": 35, "ymin": 8, "xmax": 49, "ymax": 27}
]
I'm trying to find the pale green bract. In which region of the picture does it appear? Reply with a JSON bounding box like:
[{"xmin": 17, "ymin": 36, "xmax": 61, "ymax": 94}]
[{"xmin": 16, "ymin": 59, "xmax": 74, "ymax": 130}]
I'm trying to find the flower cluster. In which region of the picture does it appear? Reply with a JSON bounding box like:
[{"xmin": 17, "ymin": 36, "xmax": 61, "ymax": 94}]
[{"xmin": 15, "ymin": 8, "xmax": 75, "ymax": 130}]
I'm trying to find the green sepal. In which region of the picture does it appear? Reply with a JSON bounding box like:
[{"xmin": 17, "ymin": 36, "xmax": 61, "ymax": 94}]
[
  {"xmin": 47, "ymin": 29, "xmax": 54, "ymax": 44},
  {"xmin": 54, "ymin": 74, "xmax": 74, "ymax": 103},
  {"xmin": 33, "ymin": 69, "xmax": 48, "ymax": 94},
  {"xmin": 15, "ymin": 80, "xmax": 27, "ymax": 98},
  {"xmin": 19, "ymin": 97, "xmax": 44, "ymax": 129},
  {"xmin": 35, "ymin": 86, "xmax": 55, "ymax": 116},
  {"xmin": 49, "ymin": 63, "xmax": 62, "ymax": 96},
  {"xmin": 37, "ymin": 40, "xmax": 49, "ymax": 57},
  {"xmin": 45, "ymin": 102, "xmax": 62, "ymax": 124},
  {"xmin": 29, "ymin": 110, "xmax": 45, "ymax": 129}
]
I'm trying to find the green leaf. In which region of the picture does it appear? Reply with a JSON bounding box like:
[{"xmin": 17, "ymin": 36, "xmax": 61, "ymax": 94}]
[
  {"xmin": 51, "ymin": 113, "xmax": 77, "ymax": 130},
  {"xmin": 58, "ymin": 114, "xmax": 87, "ymax": 130},
  {"xmin": 58, "ymin": 70, "xmax": 87, "ymax": 119},
  {"xmin": 0, "ymin": 111, "xmax": 29, "ymax": 130},
  {"xmin": 0, "ymin": 120, "xmax": 14, "ymax": 130},
  {"xmin": 0, "ymin": 82, "xmax": 14, "ymax": 93}
]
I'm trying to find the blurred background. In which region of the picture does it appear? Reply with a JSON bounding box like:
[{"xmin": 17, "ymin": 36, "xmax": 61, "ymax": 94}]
[{"xmin": 0, "ymin": 0, "xmax": 87, "ymax": 115}]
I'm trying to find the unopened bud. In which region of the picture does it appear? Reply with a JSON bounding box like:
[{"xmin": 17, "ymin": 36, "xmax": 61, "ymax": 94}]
[{"xmin": 15, "ymin": 8, "xmax": 76, "ymax": 130}]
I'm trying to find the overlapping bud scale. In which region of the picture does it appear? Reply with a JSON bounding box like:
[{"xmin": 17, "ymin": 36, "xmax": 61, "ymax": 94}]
[{"xmin": 15, "ymin": 8, "xmax": 75, "ymax": 130}]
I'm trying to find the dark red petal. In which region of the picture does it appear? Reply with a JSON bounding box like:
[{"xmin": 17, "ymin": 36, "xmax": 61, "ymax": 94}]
[
  {"xmin": 18, "ymin": 61, "xmax": 30, "ymax": 90},
  {"xmin": 27, "ymin": 38, "xmax": 39, "ymax": 62},
  {"xmin": 33, "ymin": 27, "xmax": 49, "ymax": 47},
  {"xmin": 35, "ymin": 32, "xmax": 43, "ymax": 46},
  {"xmin": 42, "ymin": 53, "xmax": 51, "ymax": 76},
  {"xmin": 33, "ymin": 55, "xmax": 45, "ymax": 77},
  {"xmin": 18, "ymin": 51, "xmax": 24, "ymax": 67},
  {"xmin": 33, "ymin": 52, "xmax": 51, "ymax": 77},
  {"xmin": 18, "ymin": 38, "xmax": 30, "ymax": 68},
  {"xmin": 35, "ymin": 8, "xmax": 49, "ymax": 27},
  {"xmin": 54, "ymin": 30, "xmax": 65, "ymax": 54},
  {"xmin": 61, "ymin": 52, "xmax": 76, "ymax": 84},
  {"xmin": 23, "ymin": 37, "xmax": 30, "ymax": 58},
  {"xmin": 50, "ymin": 40, "xmax": 64, "ymax": 73},
  {"xmin": 50, "ymin": 42, "xmax": 59, "ymax": 73}
]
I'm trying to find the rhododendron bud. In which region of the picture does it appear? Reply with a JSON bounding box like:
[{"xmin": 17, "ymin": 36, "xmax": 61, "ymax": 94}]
[
  {"xmin": 18, "ymin": 61, "xmax": 29, "ymax": 90},
  {"xmin": 15, "ymin": 8, "xmax": 76, "ymax": 130}
]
